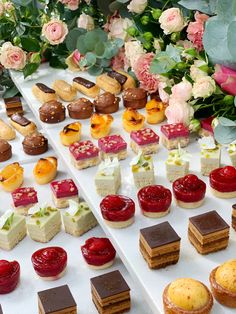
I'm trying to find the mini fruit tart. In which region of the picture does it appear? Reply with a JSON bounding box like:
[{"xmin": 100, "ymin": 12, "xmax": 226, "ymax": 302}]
[
  {"xmin": 122, "ymin": 108, "xmax": 145, "ymax": 133},
  {"xmin": 0, "ymin": 259, "xmax": 20, "ymax": 294},
  {"xmin": 173, "ymin": 174, "xmax": 206, "ymax": 209},
  {"xmin": 0, "ymin": 162, "xmax": 24, "ymax": 192},
  {"xmin": 138, "ymin": 185, "xmax": 172, "ymax": 218},
  {"xmin": 31, "ymin": 247, "xmax": 67, "ymax": 281},
  {"xmin": 146, "ymin": 99, "xmax": 166, "ymax": 124},
  {"xmin": 210, "ymin": 166, "xmax": 236, "ymax": 198},
  {"xmin": 81, "ymin": 237, "xmax": 116, "ymax": 270},
  {"xmin": 33, "ymin": 156, "xmax": 57, "ymax": 185},
  {"xmin": 90, "ymin": 113, "xmax": 114, "ymax": 140},
  {"xmin": 60, "ymin": 122, "xmax": 82, "ymax": 147},
  {"xmin": 100, "ymin": 195, "xmax": 135, "ymax": 228}
]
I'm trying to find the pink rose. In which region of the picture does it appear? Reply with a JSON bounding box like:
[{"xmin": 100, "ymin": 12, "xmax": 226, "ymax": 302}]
[
  {"xmin": 59, "ymin": 0, "xmax": 79, "ymax": 10},
  {"xmin": 165, "ymin": 101, "xmax": 194, "ymax": 125},
  {"xmin": 171, "ymin": 80, "xmax": 192, "ymax": 102},
  {"xmin": 77, "ymin": 13, "xmax": 94, "ymax": 30},
  {"xmin": 111, "ymin": 47, "xmax": 125, "ymax": 70},
  {"xmin": 158, "ymin": 81, "xmax": 170, "ymax": 104},
  {"xmin": 124, "ymin": 40, "xmax": 145, "ymax": 70},
  {"xmin": 159, "ymin": 8, "xmax": 185, "ymax": 35},
  {"xmin": 214, "ymin": 64, "xmax": 236, "ymax": 96},
  {"xmin": 105, "ymin": 13, "xmax": 132, "ymax": 41},
  {"xmin": 187, "ymin": 11, "xmax": 209, "ymax": 51},
  {"xmin": 65, "ymin": 49, "xmax": 83, "ymax": 71},
  {"xmin": 42, "ymin": 19, "xmax": 68, "ymax": 45},
  {"xmin": 127, "ymin": 0, "xmax": 147, "ymax": 14},
  {"xmin": 133, "ymin": 53, "xmax": 159, "ymax": 93},
  {"xmin": 0, "ymin": 42, "xmax": 26, "ymax": 70}
]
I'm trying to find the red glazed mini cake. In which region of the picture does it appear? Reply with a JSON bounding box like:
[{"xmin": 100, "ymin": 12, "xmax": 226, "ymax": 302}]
[
  {"xmin": 138, "ymin": 185, "xmax": 172, "ymax": 218},
  {"xmin": 161, "ymin": 123, "xmax": 190, "ymax": 150},
  {"xmin": 100, "ymin": 195, "xmax": 135, "ymax": 228},
  {"xmin": 98, "ymin": 135, "xmax": 127, "ymax": 161},
  {"xmin": 31, "ymin": 247, "xmax": 67, "ymax": 281},
  {"xmin": 0, "ymin": 259, "xmax": 20, "ymax": 294},
  {"xmin": 81, "ymin": 237, "xmax": 116, "ymax": 270},
  {"xmin": 173, "ymin": 174, "xmax": 206, "ymax": 209},
  {"xmin": 12, "ymin": 187, "xmax": 38, "ymax": 215},
  {"xmin": 210, "ymin": 166, "xmax": 236, "ymax": 198},
  {"xmin": 69, "ymin": 140, "xmax": 100, "ymax": 170},
  {"xmin": 50, "ymin": 179, "xmax": 78, "ymax": 208},
  {"xmin": 130, "ymin": 128, "xmax": 159, "ymax": 155}
]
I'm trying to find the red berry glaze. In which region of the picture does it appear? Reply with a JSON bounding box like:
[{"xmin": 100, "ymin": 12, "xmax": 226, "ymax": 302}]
[
  {"xmin": 100, "ymin": 195, "xmax": 135, "ymax": 222},
  {"xmin": 138, "ymin": 185, "xmax": 172, "ymax": 213},
  {"xmin": 173, "ymin": 174, "xmax": 206, "ymax": 203},
  {"xmin": 210, "ymin": 166, "xmax": 236, "ymax": 192},
  {"xmin": 0, "ymin": 260, "xmax": 20, "ymax": 294},
  {"xmin": 81, "ymin": 237, "xmax": 116, "ymax": 266},
  {"xmin": 31, "ymin": 247, "xmax": 67, "ymax": 278}
]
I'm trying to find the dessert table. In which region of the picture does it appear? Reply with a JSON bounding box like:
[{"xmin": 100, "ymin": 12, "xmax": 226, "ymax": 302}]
[{"xmin": 9, "ymin": 65, "xmax": 236, "ymax": 314}]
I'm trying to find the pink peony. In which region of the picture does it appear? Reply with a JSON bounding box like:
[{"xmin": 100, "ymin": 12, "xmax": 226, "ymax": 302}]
[
  {"xmin": 0, "ymin": 42, "xmax": 26, "ymax": 70},
  {"xmin": 171, "ymin": 80, "xmax": 192, "ymax": 102},
  {"xmin": 187, "ymin": 11, "xmax": 209, "ymax": 51},
  {"xmin": 111, "ymin": 47, "xmax": 125, "ymax": 70},
  {"xmin": 59, "ymin": 0, "xmax": 80, "ymax": 10},
  {"xmin": 42, "ymin": 19, "xmax": 68, "ymax": 45},
  {"xmin": 133, "ymin": 53, "xmax": 159, "ymax": 93},
  {"xmin": 214, "ymin": 64, "xmax": 236, "ymax": 96},
  {"xmin": 165, "ymin": 101, "xmax": 194, "ymax": 125}
]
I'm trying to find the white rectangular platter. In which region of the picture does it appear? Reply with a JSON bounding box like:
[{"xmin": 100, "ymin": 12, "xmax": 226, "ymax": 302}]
[{"xmin": 10, "ymin": 64, "xmax": 236, "ymax": 314}]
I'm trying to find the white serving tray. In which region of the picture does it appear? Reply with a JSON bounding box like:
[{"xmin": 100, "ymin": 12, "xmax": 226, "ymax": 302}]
[{"xmin": 10, "ymin": 65, "xmax": 236, "ymax": 314}]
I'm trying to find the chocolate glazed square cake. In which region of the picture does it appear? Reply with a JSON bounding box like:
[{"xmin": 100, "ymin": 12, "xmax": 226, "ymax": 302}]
[{"xmin": 232, "ymin": 204, "xmax": 236, "ymax": 231}]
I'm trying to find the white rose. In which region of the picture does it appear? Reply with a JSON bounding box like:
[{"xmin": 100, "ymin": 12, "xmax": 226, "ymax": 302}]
[
  {"xmin": 127, "ymin": 0, "xmax": 147, "ymax": 14},
  {"xmin": 192, "ymin": 76, "xmax": 216, "ymax": 99},
  {"xmin": 77, "ymin": 13, "xmax": 94, "ymax": 31},
  {"xmin": 190, "ymin": 60, "xmax": 208, "ymax": 81},
  {"xmin": 125, "ymin": 40, "xmax": 145, "ymax": 69},
  {"xmin": 159, "ymin": 8, "xmax": 185, "ymax": 35},
  {"xmin": 109, "ymin": 17, "xmax": 133, "ymax": 41}
]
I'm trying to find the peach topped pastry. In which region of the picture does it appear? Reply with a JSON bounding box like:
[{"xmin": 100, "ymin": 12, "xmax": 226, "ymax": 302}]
[
  {"xmin": 210, "ymin": 259, "xmax": 236, "ymax": 308},
  {"xmin": 60, "ymin": 122, "xmax": 81, "ymax": 146},
  {"xmin": 122, "ymin": 108, "xmax": 145, "ymax": 133},
  {"xmin": 33, "ymin": 157, "xmax": 57, "ymax": 185},
  {"xmin": 0, "ymin": 162, "xmax": 24, "ymax": 192},
  {"xmin": 90, "ymin": 113, "xmax": 113, "ymax": 139},
  {"xmin": 146, "ymin": 99, "xmax": 166, "ymax": 124},
  {"xmin": 163, "ymin": 278, "xmax": 213, "ymax": 314}
]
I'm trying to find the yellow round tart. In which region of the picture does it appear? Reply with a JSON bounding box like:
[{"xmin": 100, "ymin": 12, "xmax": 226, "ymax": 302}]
[
  {"xmin": 210, "ymin": 259, "xmax": 236, "ymax": 308},
  {"xmin": 163, "ymin": 278, "xmax": 213, "ymax": 313}
]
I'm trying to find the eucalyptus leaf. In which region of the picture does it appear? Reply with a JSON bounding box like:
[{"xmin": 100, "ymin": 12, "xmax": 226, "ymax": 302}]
[
  {"xmin": 150, "ymin": 53, "xmax": 176, "ymax": 74},
  {"xmin": 214, "ymin": 124, "xmax": 236, "ymax": 144},
  {"xmin": 227, "ymin": 21, "xmax": 236, "ymax": 61},
  {"xmin": 166, "ymin": 44, "xmax": 182, "ymax": 63},
  {"xmin": 85, "ymin": 52, "xmax": 97, "ymax": 66},
  {"xmin": 218, "ymin": 117, "xmax": 236, "ymax": 127},
  {"xmin": 178, "ymin": 0, "xmax": 214, "ymax": 14},
  {"xmin": 88, "ymin": 65, "xmax": 103, "ymax": 76},
  {"xmin": 116, "ymin": 0, "xmax": 129, "ymax": 3},
  {"xmin": 77, "ymin": 35, "xmax": 88, "ymax": 55},
  {"xmin": 216, "ymin": 0, "xmax": 236, "ymax": 21},
  {"xmin": 12, "ymin": 0, "xmax": 32, "ymax": 6},
  {"xmin": 66, "ymin": 28, "xmax": 86, "ymax": 51},
  {"xmin": 109, "ymin": 1, "xmax": 122, "ymax": 12},
  {"xmin": 95, "ymin": 42, "xmax": 105, "ymax": 56}
]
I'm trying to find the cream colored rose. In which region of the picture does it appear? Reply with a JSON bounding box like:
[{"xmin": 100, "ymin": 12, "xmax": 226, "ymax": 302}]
[
  {"xmin": 109, "ymin": 17, "xmax": 133, "ymax": 41},
  {"xmin": 42, "ymin": 19, "xmax": 68, "ymax": 45},
  {"xmin": 192, "ymin": 76, "xmax": 216, "ymax": 99},
  {"xmin": 77, "ymin": 13, "xmax": 94, "ymax": 31},
  {"xmin": 0, "ymin": 42, "xmax": 26, "ymax": 70},
  {"xmin": 190, "ymin": 60, "xmax": 208, "ymax": 81},
  {"xmin": 159, "ymin": 8, "xmax": 185, "ymax": 35},
  {"xmin": 171, "ymin": 79, "xmax": 192, "ymax": 102},
  {"xmin": 153, "ymin": 38, "xmax": 162, "ymax": 53},
  {"xmin": 127, "ymin": 0, "xmax": 147, "ymax": 14},
  {"xmin": 125, "ymin": 40, "xmax": 145, "ymax": 69},
  {"xmin": 166, "ymin": 101, "xmax": 194, "ymax": 125},
  {"xmin": 0, "ymin": 2, "xmax": 4, "ymax": 15}
]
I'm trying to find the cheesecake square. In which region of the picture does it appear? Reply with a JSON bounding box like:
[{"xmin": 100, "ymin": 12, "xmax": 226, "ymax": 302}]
[
  {"xmin": 131, "ymin": 153, "xmax": 155, "ymax": 189},
  {"xmin": 98, "ymin": 135, "xmax": 127, "ymax": 161},
  {"xmin": 140, "ymin": 222, "xmax": 181, "ymax": 269},
  {"xmin": 38, "ymin": 285, "xmax": 77, "ymax": 314},
  {"xmin": 63, "ymin": 201, "xmax": 97, "ymax": 237},
  {"xmin": 50, "ymin": 179, "xmax": 78, "ymax": 208},
  {"xmin": 0, "ymin": 211, "xmax": 26, "ymax": 250},
  {"xmin": 69, "ymin": 140, "xmax": 100, "ymax": 170},
  {"xmin": 90, "ymin": 270, "xmax": 131, "ymax": 314},
  {"xmin": 161, "ymin": 123, "xmax": 190, "ymax": 150},
  {"xmin": 232, "ymin": 204, "xmax": 236, "ymax": 231},
  {"xmin": 130, "ymin": 128, "xmax": 159, "ymax": 155},
  {"xmin": 27, "ymin": 205, "xmax": 61, "ymax": 243},
  {"xmin": 200, "ymin": 147, "xmax": 221, "ymax": 176},
  {"xmin": 12, "ymin": 187, "xmax": 38, "ymax": 215},
  {"xmin": 228, "ymin": 144, "xmax": 236, "ymax": 168},
  {"xmin": 165, "ymin": 148, "xmax": 190, "ymax": 182},
  {"xmin": 188, "ymin": 210, "xmax": 230, "ymax": 255}
]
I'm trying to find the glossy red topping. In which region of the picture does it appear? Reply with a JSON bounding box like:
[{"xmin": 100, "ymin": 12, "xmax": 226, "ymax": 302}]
[
  {"xmin": 98, "ymin": 135, "xmax": 127, "ymax": 154},
  {"xmin": 0, "ymin": 260, "xmax": 20, "ymax": 294},
  {"xmin": 201, "ymin": 116, "xmax": 214, "ymax": 133},
  {"xmin": 130, "ymin": 128, "xmax": 159, "ymax": 146},
  {"xmin": 50, "ymin": 179, "xmax": 78, "ymax": 198},
  {"xmin": 161, "ymin": 123, "xmax": 189, "ymax": 139},
  {"xmin": 210, "ymin": 166, "xmax": 236, "ymax": 192},
  {"xmin": 81, "ymin": 237, "xmax": 116, "ymax": 266},
  {"xmin": 69, "ymin": 140, "xmax": 99, "ymax": 160},
  {"xmin": 138, "ymin": 185, "xmax": 172, "ymax": 213},
  {"xmin": 12, "ymin": 187, "xmax": 38, "ymax": 207},
  {"xmin": 100, "ymin": 195, "xmax": 135, "ymax": 222},
  {"xmin": 31, "ymin": 247, "xmax": 67, "ymax": 278},
  {"xmin": 173, "ymin": 174, "xmax": 206, "ymax": 203}
]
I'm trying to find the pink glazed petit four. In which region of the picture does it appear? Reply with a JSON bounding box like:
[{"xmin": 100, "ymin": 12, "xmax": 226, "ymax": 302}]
[
  {"xmin": 199, "ymin": 117, "xmax": 214, "ymax": 137},
  {"xmin": 98, "ymin": 135, "xmax": 127, "ymax": 160},
  {"xmin": 130, "ymin": 128, "xmax": 159, "ymax": 155},
  {"xmin": 12, "ymin": 187, "xmax": 38, "ymax": 215},
  {"xmin": 161, "ymin": 123, "xmax": 190, "ymax": 150},
  {"xmin": 50, "ymin": 179, "xmax": 79, "ymax": 208}
]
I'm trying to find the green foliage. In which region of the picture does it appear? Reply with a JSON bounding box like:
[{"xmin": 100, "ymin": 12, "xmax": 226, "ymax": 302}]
[
  {"xmin": 21, "ymin": 36, "xmax": 40, "ymax": 52},
  {"xmin": 214, "ymin": 118, "xmax": 236, "ymax": 144},
  {"xmin": 65, "ymin": 28, "xmax": 86, "ymax": 51},
  {"xmin": 178, "ymin": 0, "xmax": 216, "ymax": 15},
  {"xmin": 23, "ymin": 63, "xmax": 40, "ymax": 78}
]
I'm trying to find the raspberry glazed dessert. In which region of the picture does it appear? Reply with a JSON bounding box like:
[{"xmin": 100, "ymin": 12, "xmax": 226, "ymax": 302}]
[
  {"xmin": 210, "ymin": 166, "xmax": 236, "ymax": 198},
  {"xmin": 81, "ymin": 237, "xmax": 116, "ymax": 270},
  {"xmin": 173, "ymin": 174, "xmax": 206, "ymax": 209},
  {"xmin": 31, "ymin": 247, "xmax": 67, "ymax": 281},
  {"xmin": 0, "ymin": 259, "xmax": 20, "ymax": 294},
  {"xmin": 100, "ymin": 195, "xmax": 135, "ymax": 228},
  {"xmin": 138, "ymin": 185, "xmax": 172, "ymax": 218}
]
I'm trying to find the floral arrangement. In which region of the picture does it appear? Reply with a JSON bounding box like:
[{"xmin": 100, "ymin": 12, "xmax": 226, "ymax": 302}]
[{"xmin": 0, "ymin": 0, "xmax": 236, "ymax": 143}]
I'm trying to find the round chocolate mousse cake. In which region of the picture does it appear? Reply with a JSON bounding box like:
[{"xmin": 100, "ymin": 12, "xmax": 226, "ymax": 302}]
[
  {"xmin": 94, "ymin": 92, "xmax": 120, "ymax": 114},
  {"xmin": 22, "ymin": 132, "xmax": 48, "ymax": 155},
  {"xmin": 39, "ymin": 100, "xmax": 65, "ymax": 123},
  {"xmin": 0, "ymin": 139, "xmax": 12, "ymax": 162},
  {"xmin": 67, "ymin": 98, "xmax": 93, "ymax": 119},
  {"xmin": 123, "ymin": 88, "xmax": 147, "ymax": 109}
]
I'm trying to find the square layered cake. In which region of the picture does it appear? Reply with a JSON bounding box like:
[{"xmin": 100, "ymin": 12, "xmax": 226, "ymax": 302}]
[
  {"xmin": 27, "ymin": 205, "xmax": 61, "ymax": 243},
  {"xmin": 50, "ymin": 179, "xmax": 78, "ymax": 208},
  {"xmin": 161, "ymin": 123, "xmax": 190, "ymax": 150},
  {"xmin": 200, "ymin": 146, "xmax": 221, "ymax": 176},
  {"xmin": 38, "ymin": 285, "xmax": 77, "ymax": 314},
  {"xmin": 63, "ymin": 201, "xmax": 97, "ymax": 237},
  {"xmin": 228, "ymin": 143, "xmax": 236, "ymax": 168},
  {"xmin": 98, "ymin": 135, "xmax": 127, "ymax": 160},
  {"xmin": 130, "ymin": 128, "xmax": 159, "ymax": 155},
  {"xmin": 90, "ymin": 270, "xmax": 131, "ymax": 314},
  {"xmin": 166, "ymin": 148, "xmax": 190, "ymax": 182},
  {"xmin": 69, "ymin": 140, "xmax": 100, "ymax": 170},
  {"xmin": 188, "ymin": 210, "xmax": 230, "ymax": 254},
  {"xmin": 199, "ymin": 117, "xmax": 214, "ymax": 137},
  {"xmin": 140, "ymin": 222, "xmax": 181, "ymax": 269},
  {"xmin": 131, "ymin": 153, "xmax": 155, "ymax": 189},
  {"xmin": 12, "ymin": 187, "xmax": 38, "ymax": 215},
  {"xmin": 232, "ymin": 204, "xmax": 236, "ymax": 231},
  {"xmin": 4, "ymin": 96, "xmax": 23, "ymax": 117},
  {"xmin": 0, "ymin": 211, "xmax": 26, "ymax": 250}
]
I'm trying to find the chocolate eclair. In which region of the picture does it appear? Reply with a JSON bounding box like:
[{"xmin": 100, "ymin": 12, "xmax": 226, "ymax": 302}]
[
  {"xmin": 10, "ymin": 113, "xmax": 37, "ymax": 136},
  {"xmin": 32, "ymin": 83, "xmax": 57, "ymax": 103},
  {"xmin": 0, "ymin": 139, "xmax": 12, "ymax": 162},
  {"xmin": 72, "ymin": 77, "xmax": 100, "ymax": 98},
  {"xmin": 123, "ymin": 88, "xmax": 147, "ymax": 109},
  {"xmin": 107, "ymin": 70, "xmax": 136, "ymax": 90},
  {"xmin": 67, "ymin": 98, "xmax": 93, "ymax": 119},
  {"xmin": 94, "ymin": 92, "xmax": 120, "ymax": 114},
  {"xmin": 39, "ymin": 100, "xmax": 66, "ymax": 123},
  {"xmin": 22, "ymin": 133, "xmax": 48, "ymax": 155}
]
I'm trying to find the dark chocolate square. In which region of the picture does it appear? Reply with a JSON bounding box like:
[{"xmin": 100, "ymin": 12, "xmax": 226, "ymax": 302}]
[
  {"xmin": 38, "ymin": 285, "xmax": 76, "ymax": 314},
  {"xmin": 90, "ymin": 270, "xmax": 130, "ymax": 300},
  {"xmin": 0, "ymin": 304, "xmax": 3, "ymax": 314},
  {"xmin": 189, "ymin": 210, "xmax": 229, "ymax": 236},
  {"xmin": 140, "ymin": 222, "xmax": 181, "ymax": 249}
]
